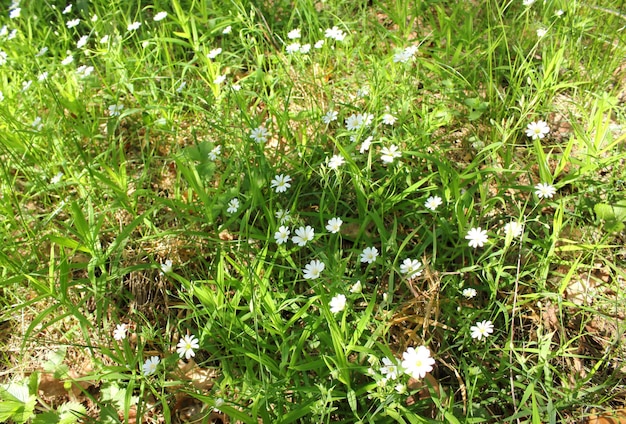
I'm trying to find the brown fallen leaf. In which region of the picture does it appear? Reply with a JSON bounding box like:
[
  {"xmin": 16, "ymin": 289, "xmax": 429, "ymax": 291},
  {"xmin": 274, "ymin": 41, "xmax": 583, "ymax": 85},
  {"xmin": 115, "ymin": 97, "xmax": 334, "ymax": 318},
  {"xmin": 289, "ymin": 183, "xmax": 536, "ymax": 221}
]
[{"xmin": 587, "ymin": 409, "xmax": 626, "ymax": 424}]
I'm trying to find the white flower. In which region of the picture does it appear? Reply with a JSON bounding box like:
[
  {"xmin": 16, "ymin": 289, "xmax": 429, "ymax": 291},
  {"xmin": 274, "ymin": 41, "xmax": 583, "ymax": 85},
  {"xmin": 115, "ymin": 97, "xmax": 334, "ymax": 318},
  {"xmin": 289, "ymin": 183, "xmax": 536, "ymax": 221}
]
[
  {"xmin": 425, "ymin": 195, "xmax": 443, "ymax": 211},
  {"xmin": 160, "ymin": 259, "xmax": 173, "ymax": 274},
  {"xmin": 359, "ymin": 136, "xmax": 373, "ymax": 154},
  {"xmin": 314, "ymin": 39, "xmax": 324, "ymax": 49},
  {"xmin": 222, "ymin": 25, "xmax": 232, "ymax": 34},
  {"xmin": 329, "ymin": 294, "xmax": 346, "ymax": 313},
  {"xmin": 50, "ymin": 172, "xmax": 64, "ymax": 184},
  {"xmin": 382, "ymin": 113, "xmax": 397, "ymax": 125},
  {"xmin": 503, "ymin": 221, "xmax": 523, "ymax": 239},
  {"xmin": 21, "ymin": 80, "xmax": 32, "ymax": 92},
  {"xmin": 231, "ymin": 84, "xmax": 241, "ymax": 91},
  {"xmin": 208, "ymin": 145, "xmax": 221, "ymax": 160},
  {"xmin": 523, "ymin": 0, "xmax": 535, "ymax": 6},
  {"xmin": 360, "ymin": 246, "xmax": 379, "ymax": 264},
  {"xmin": 153, "ymin": 11, "xmax": 168, "ymax": 22},
  {"xmin": 9, "ymin": 7, "xmax": 21, "ymax": 19},
  {"xmin": 401, "ymin": 346, "xmax": 435, "ymax": 379},
  {"xmin": 536, "ymin": 28, "xmax": 547, "ymax": 38},
  {"xmin": 357, "ymin": 86, "xmax": 369, "ymax": 98},
  {"xmin": 534, "ymin": 183, "xmax": 556, "ymax": 199},
  {"xmin": 470, "ymin": 320, "xmax": 494, "ymax": 340},
  {"xmin": 393, "ymin": 46, "xmax": 418, "ymax": 63},
  {"xmin": 127, "ymin": 22, "xmax": 141, "ymax": 32},
  {"xmin": 326, "ymin": 217, "xmax": 343, "ymax": 234},
  {"xmin": 226, "ymin": 198, "xmax": 239, "ymax": 214},
  {"xmin": 325, "ymin": 26, "xmax": 346, "ymax": 41},
  {"xmin": 177, "ymin": 334, "xmax": 200, "ymax": 360},
  {"xmin": 76, "ymin": 35, "xmax": 88, "ymax": 49},
  {"xmin": 292, "ymin": 225, "xmax": 315, "ymax": 246},
  {"xmin": 113, "ymin": 324, "xmax": 127, "ymax": 341},
  {"xmin": 207, "ymin": 47, "xmax": 222, "ymax": 59},
  {"xmin": 274, "ymin": 226, "xmax": 290, "ymax": 244},
  {"xmin": 286, "ymin": 42, "xmax": 301, "ymax": 54},
  {"xmin": 0, "ymin": 91, "xmax": 4, "ymax": 102},
  {"xmin": 526, "ymin": 120, "xmax": 549, "ymax": 140},
  {"xmin": 61, "ymin": 54, "xmax": 74, "ymax": 65},
  {"xmin": 7, "ymin": 29, "xmax": 17, "ymax": 40},
  {"xmin": 32, "ymin": 117, "xmax": 43, "ymax": 131},
  {"xmin": 327, "ymin": 154, "xmax": 345, "ymax": 170},
  {"xmin": 555, "ymin": 9, "xmax": 564, "ymax": 16},
  {"xmin": 271, "ymin": 174, "xmax": 291, "ymax": 193},
  {"xmin": 287, "ymin": 28, "xmax": 301, "ymax": 39},
  {"xmin": 38, "ymin": 71, "xmax": 48, "ymax": 82},
  {"xmin": 381, "ymin": 144, "xmax": 401, "ymax": 163},
  {"xmin": 350, "ymin": 280, "xmax": 362, "ymax": 293},
  {"xmin": 108, "ymin": 104, "xmax": 123, "ymax": 116},
  {"xmin": 395, "ymin": 383, "xmax": 407, "ymax": 394},
  {"xmin": 462, "ymin": 288, "xmax": 477, "ymax": 299},
  {"xmin": 66, "ymin": 18, "xmax": 80, "ymax": 28},
  {"xmin": 465, "ymin": 227, "xmax": 488, "ymax": 248},
  {"xmin": 275, "ymin": 209, "xmax": 290, "ymax": 224},
  {"xmin": 62, "ymin": 4, "xmax": 72, "ymax": 14},
  {"xmin": 76, "ymin": 65, "xmax": 94, "ymax": 77},
  {"xmin": 381, "ymin": 357, "xmax": 400, "ymax": 380},
  {"xmin": 99, "ymin": 35, "xmax": 110, "ymax": 44},
  {"xmin": 250, "ymin": 126, "xmax": 268, "ymax": 143},
  {"xmin": 176, "ymin": 80, "xmax": 187, "ymax": 92},
  {"xmin": 213, "ymin": 74, "xmax": 226, "ymax": 85},
  {"xmin": 400, "ymin": 258, "xmax": 422, "ymax": 279},
  {"xmin": 322, "ymin": 110, "xmax": 338, "ymax": 124},
  {"xmin": 142, "ymin": 356, "xmax": 160, "ymax": 376},
  {"xmin": 91, "ymin": 15, "xmax": 98, "ymax": 22},
  {"xmin": 36, "ymin": 47, "xmax": 48, "ymax": 57},
  {"xmin": 303, "ymin": 259, "xmax": 325, "ymax": 280},
  {"xmin": 299, "ymin": 43, "xmax": 311, "ymax": 54}
]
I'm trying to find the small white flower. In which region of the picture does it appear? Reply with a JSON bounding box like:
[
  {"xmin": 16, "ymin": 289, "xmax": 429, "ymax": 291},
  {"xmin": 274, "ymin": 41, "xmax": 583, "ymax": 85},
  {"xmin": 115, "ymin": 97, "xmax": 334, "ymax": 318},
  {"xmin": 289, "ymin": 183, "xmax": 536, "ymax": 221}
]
[
  {"xmin": 326, "ymin": 217, "xmax": 343, "ymax": 234},
  {"xmin": 32, "ymin": 116, "xmax": 43, "ymax": 131},
  {"xmin": 395, "ymin": 383, "xmax": 407, "ymax": 394},
  {"xmin": 314, "ymin": 39, "xmax": 324, "ymax": 49},
  {"xmin": 76, "ymin": 35, "xmax": 88, "ymax": 49},
  {"xmin": 127, "ymin": 21, "xmax": 141, "ymax": 32},
  {"xmin": 9, "ymin": 7, "xmax": 21, "ymax": 19},
  {"xmin": 38, "ymin": 71, "xmax": 49, "ymax": 82},
  {"xmin": 350, "ymin": 280, "xmax": 362, "ymax": 294},
  {"xmin": 153, "ymin": 11, "xmax": 168, "ymax": 22},
  {"xmin": 160, "ymin": 259, "xmax": 173, "ymax": 274},
  {"xmin": 555, "ymin": 9, "xmax": 564, "ymax": 17},
  {"xmin": 287, "ymin": 28, "xmax": 301, "ymax": 39},
  {"xmin": 61, "ymin": 54, "xmax": 74, "ymax": 65},
  {"xmin": 503, "ymin": 221, "xmax": 523, "ymax": 239},
  {"xmin": 50, "ymin": 172, "xmax": 64, "ymax": 184},
  {"xmin": 360, "ymin": 246, "xmax": 379, "ymax": 264},
  {"xmin": 401, "ymin": 346, "xmax": 435, "ymax": 380},
  {"xmin": 108, "ymin": 104, "xmax": 123, "ymax": 116},
  {"xmin": 208, "ymin": 145, "xmax": 221, "ymax": 160},
  {"xmin": 91, "ymin": 15, "xmax": 98, "ymax": 22},
  {"xmin": 62, "ymin": 4, "xmax": 72, "ymax": 14},
  {"xmin": 274, "ymin": 226, "xmax": 290, "ymax": 244},
  {"xmin": 231, "ymin": 83, "xmax": 241, "ymax": 91},
  {"xmin": 329, "ymin": 294, "xmax": 346, "ymax": 313},
  {"xmin": 207, "ymin": 47, "xmax": 222, "ymax": 59},
  {"xmin": 303, "ymin": 259, "xmax": 325, "ymax": 280},
  {"xmin": 213, "ymin": 74, "xmax": 226, "ymax": 85},
  {"xmin": 21, "ymin": 80, "xmax": 32, "ymax": 92},
  {"xmin": 0, "ymin": 91, "xmax": 4, "ymax": 102},
  {"xmin": 523, "ymin": 0, "xmax": 535, "ymax": 6},
  {"xmin": 275, "ymin": 209, "xmax": 290, "ymax": 224},
  {"xmin": 327, "ymin": 154, "xmax": 345, "ymax": 170},
  {"xmin": 142, "ymin": 356, "xmax": 160, "ymax": 376},
  {"xmin": 470, "ymin": 320, "xmax": 494, "ymax": 341},
  {"xmin": 382, "ymin": 113, "xmax": 397, "ymax": 125},
  {"xmin": 250, "ymin": 126, "xmax": 268, "ymax": 143},
  {"xmin": 381, "ymin": 144, "xmax": 401, "ymax": 163},
  {"xmin": 226, "ymin": 198, "xmax": 239, "ymax": 214},
  {"xmin": 7, "ymin": 29, "xmax": 17, "ymax": 40},
  {"xmin": 76, "ymin": 65, "xmax": 94, "ymax": 77},
  {"xmin": 286, "ymin": 42, "xmax": 301, "ymax": 54},
  {"xmin": 425, "ymin": 195, "xmax": 443, "ymax": 211},
  {"xmin": 36, "ymin": 47, "xmax": 48, "ymax": 57},
  {"xmin": 534, "ymin": 183, "xmax": 556, "ymax": 199},
  {"xmin": 66, "ymin": 18, "xmax": 80, "ymax": 28},
  {"xmin": 299, "ymin": 43, "xmax": 311, "ymax": 54},
  {"xmin": 176, "ymin": 80, "xmax": 187, "ymax": 92},
  {"xmin": 99, "ymin": 35, "xmax": 110, "ymax": 44},
  {"xmin": 271, "ymin": 174, "xmax": 292, "ymax": 193},
  {"xmin": 322, "ymin": 110, "xmax": 338, "ymax": 124},
  {"xmin": 357, "ymin": 86, "xmax": 369, "ymax": 98},
  {"xmin": 381, "ymin": 357, "xmax": 400, "ymax": 380},
  {"xmin": 536, "ymin": 28, "xmax": 547, "ymax": 38},
  {"xmin": 400, "ymin": 258, "xmax": 422, "ymax": 279},
  {"xmin": 113, "ymin": 324, "xmax": 127, "ymax": 341},
  {"xmin": 525, "ymin": 120, "xmax": 550, "ymax": 139},
  {"xmin": 292, "ymin": 225, "xmax": 315, "ymax": 246},
  {"xmin": 465, "ymin": 227, "xmax": 488, "ymax": 248},
  {"xmin": 222, "ymin": 25, "xmax": 232, "ymax": 34},
  {"xmin": 324, "ymin": 26, "xmax": 346, "ymax": 41},
  {"xmin": 359, "ymin": 136, "xmax": 373, "ymax": 154},
  {"xmin": 462, "ymin": 288, "xmax": 477, "ymax": 299},
  {"xmin": 177, "ymin": 334, "xmax": 200, "ymax": 360}
]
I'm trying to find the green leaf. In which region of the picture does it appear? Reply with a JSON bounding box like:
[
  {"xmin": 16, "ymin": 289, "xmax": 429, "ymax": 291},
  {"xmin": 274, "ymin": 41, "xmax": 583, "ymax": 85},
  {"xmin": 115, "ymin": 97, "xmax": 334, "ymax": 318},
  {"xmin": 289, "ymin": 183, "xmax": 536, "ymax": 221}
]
[{"xmin": 58, "ymin": 401, "xmax": 87, "ymax": 424}]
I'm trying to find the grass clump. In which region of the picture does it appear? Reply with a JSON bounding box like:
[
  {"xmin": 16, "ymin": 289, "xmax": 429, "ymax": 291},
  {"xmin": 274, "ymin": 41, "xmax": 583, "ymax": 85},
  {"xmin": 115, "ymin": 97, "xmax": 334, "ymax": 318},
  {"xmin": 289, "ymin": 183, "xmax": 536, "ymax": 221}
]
[{"xmin": 1, "ymin": 0, "xmax": 626, "ymax": 423}]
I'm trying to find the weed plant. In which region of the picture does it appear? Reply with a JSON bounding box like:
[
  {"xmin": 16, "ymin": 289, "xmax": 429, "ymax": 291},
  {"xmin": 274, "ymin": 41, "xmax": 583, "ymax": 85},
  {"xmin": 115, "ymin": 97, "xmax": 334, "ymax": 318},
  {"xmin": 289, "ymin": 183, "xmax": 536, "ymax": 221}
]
[{"xmin": 1, "ymin": 0, "xmax": 626, "ymax": 423}]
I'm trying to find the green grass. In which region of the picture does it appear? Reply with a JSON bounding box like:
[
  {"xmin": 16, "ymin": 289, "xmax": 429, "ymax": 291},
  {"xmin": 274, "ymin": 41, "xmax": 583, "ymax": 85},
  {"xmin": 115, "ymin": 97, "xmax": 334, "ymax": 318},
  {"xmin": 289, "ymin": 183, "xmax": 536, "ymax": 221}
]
[{"xmin": 1, "ymin": 0, "xmax": 626, "ymax": 423}]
